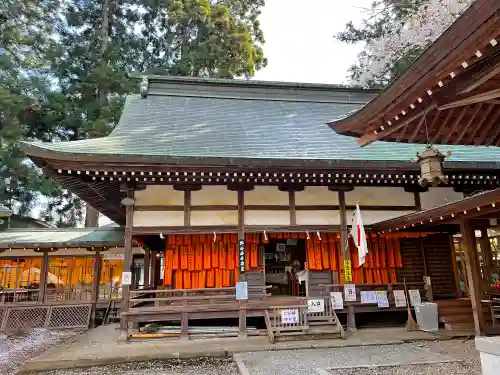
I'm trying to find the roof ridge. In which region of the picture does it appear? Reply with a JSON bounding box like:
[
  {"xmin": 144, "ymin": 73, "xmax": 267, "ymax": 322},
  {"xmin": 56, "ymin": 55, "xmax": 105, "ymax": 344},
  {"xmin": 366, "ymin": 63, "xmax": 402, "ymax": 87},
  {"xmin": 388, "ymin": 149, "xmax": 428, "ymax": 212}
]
[{"xmin": 130, "ymin": 74, "xmax": 382, "ymax": 92}]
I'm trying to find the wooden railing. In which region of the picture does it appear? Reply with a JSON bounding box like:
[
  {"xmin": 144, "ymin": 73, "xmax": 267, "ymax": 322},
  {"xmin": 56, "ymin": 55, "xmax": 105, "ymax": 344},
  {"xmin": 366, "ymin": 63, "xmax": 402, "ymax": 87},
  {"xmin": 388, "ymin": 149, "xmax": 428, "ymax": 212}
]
[
  {"xmin": 0, "ymin": 284, "xmax": 121, "ymax": 305},
  {"xmin": 129, "ymin": 286, "xmax": 269, "ymax": 308}
]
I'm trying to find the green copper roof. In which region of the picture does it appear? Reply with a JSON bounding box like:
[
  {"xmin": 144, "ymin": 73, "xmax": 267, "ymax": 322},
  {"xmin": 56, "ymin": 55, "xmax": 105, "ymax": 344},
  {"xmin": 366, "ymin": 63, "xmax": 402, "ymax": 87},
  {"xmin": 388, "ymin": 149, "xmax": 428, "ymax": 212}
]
[
  {"xmin": 20, "ymin": 76, "xmax": 500, "ymax": 167},
  {"xmin": 0, "ymin": 228, "xmax": 125, "ymax": 249}
]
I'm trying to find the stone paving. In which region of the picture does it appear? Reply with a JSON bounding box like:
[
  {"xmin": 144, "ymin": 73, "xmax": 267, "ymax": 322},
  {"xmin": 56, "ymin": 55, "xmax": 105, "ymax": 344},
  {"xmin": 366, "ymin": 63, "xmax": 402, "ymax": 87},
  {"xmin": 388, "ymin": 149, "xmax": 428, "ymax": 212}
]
[{"xmin": 235, "ymin": 343, "xmax": 462, "ymax": 375}]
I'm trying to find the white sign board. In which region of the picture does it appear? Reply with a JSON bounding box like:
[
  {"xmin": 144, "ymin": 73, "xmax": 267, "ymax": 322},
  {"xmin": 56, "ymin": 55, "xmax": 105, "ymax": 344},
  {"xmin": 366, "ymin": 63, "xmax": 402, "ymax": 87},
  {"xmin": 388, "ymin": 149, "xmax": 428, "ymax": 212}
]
[
  {"xmin": 376, "ymin": 291, "xmax": 389, "ymax": 308},
  {"xmin": 344, "ymin": 284, "xmax": 356, "ymax": 302},
  {"xmin": 330, "ymin": 292, "xmax": 344, "ymax": 310},
  {"xmin": 281, "ymin": 308, "xmax": 299, "ymax": 324},
  {"xmin": 307, "ymin": 299, "xmax": 325, "ymax": 313},
  {"xmin": 122, "ymin": 271, "xmax": 132, "ymax": 286},
  {"xmin": 360, "ymin": 291, "xmax": 377, "ymax": 304},
  {"xmin": 409, "ymin": 289, "xmax": 422, "ymax": 306},
  {"xmin": 393, "ymin": 290, "xmax": 407, "ymax": 307},
  {"xmin": 236, "ymin": 281, "xmax": 248, "ymax": 300}
]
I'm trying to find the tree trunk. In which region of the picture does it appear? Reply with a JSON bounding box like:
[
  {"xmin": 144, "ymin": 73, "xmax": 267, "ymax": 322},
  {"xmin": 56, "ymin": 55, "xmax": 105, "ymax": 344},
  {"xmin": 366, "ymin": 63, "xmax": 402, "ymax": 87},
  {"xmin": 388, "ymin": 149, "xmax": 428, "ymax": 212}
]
[{"xmin": 85, "ymin": 0, "xmax": 110, "ymax": 228}]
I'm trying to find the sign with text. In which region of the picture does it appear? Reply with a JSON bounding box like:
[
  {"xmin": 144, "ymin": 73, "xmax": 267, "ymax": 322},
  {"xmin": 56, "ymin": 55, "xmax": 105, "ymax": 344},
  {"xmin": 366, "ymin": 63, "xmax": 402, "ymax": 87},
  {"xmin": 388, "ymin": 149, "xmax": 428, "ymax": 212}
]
[
  {"xmin": 236, "ymin": 281, "xmax": 248, "ymax": 300},
  {"xmin": 307, "ymin": 299, "xmax": 325, "ymax": 313},
  {"xmin": 330, "ymin": 292, "xmax": 344, "ymax": 310},
  {"xmin": 239, "ymin": 239, "xmax": 246, "ymax": 273},
  {"xmin": 393, "ymin": 290, "xmax": 407, "ymax": 307},
  {"xmin": 409, "ymin": 289, "xmax": 422, "ymax": 306},
  {"xmin": 343, "ymin": 260, "xmax": 352, "ymax": 282},
  {"xmin": 376, "ymin": 291, "xmax": 389, "ymax": 308},
  {"xmin": 122, "ymin": 271, "xmax": 132, "ymax": 286},
  {"xmin": 360, "ymin": 291, "xmax": 377, "ymax": 304},
  {"xmin": 281, "ymin": 308, "xmax": 299, "ymax": 324},
  {"xmin": 344, "ymin": 284, "xmax": 356, "ymax": 302}
]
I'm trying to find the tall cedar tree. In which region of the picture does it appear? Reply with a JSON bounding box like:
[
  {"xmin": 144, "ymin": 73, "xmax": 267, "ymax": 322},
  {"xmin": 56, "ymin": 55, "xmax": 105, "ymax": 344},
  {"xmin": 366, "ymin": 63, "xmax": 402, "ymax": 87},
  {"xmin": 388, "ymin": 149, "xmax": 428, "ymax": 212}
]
[
  {"xmin": 45, "ymin": 0, "xmax": 268, "ymax": 226},
  {"xmin": 0, "ymin": 0, "xmax": 71, "ymax": 220}
]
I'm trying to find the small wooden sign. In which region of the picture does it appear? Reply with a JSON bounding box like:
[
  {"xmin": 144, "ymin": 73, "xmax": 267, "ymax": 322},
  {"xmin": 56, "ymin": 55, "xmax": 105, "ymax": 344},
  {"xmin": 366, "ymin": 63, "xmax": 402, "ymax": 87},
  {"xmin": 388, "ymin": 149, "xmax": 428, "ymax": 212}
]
[
  {"xmin": 344, "ymin": 259, "xmax": 352, "ymax": 282},
  {"xmin": 238, "ymin": 239, "xmax": 245, "ymax": 273}
]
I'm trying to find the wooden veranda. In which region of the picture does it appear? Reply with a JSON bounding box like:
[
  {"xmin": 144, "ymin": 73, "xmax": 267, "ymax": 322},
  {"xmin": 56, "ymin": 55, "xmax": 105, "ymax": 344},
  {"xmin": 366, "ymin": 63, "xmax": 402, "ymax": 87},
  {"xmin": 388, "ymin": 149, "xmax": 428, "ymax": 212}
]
[
  {"xmin": 369, "ymin": 189, "xmax": 500, "ymax": 336},
  {"xmin": 0, "ymin": 227, "xmax": 135, "ymax": 332}
]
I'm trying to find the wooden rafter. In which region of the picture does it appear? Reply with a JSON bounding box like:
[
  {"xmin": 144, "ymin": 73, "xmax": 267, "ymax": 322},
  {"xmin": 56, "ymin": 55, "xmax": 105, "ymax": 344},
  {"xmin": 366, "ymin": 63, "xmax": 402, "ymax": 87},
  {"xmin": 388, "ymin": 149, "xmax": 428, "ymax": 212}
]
[
  {"xmin": 431, "ymin": 108, "xmax": 455, "ymax": 144},
  {"xmin": 459, "ymin": 52, "xmax": 500, "ymax": 94},
  {"xmin": 408, "ymin": 111, "xmax": 432, "ymax": 142},
  {"xmin": 474, "ymin": 106, "xmax": 500, "ymax": 144},
  {"xmin": 442, "ymin": 106, "xmax": 468, "ymax": 144},
  {"xmin": 358, "ymin": 105, "xmax": 436, "ymax": 146},
  {"xmin": 438, "ymin": 88, "xmax": 500, "ymax": 111},
  {"xmin": 453, "ymin": 103, "xmax": 483, "ymax": 144},
  {"xmin": 465, "ymin": 103, "xmax": 495, "ymax": 144},
  {"xmin": 371, "ymin": 188, "xmax": 500, "ymax": 232}
]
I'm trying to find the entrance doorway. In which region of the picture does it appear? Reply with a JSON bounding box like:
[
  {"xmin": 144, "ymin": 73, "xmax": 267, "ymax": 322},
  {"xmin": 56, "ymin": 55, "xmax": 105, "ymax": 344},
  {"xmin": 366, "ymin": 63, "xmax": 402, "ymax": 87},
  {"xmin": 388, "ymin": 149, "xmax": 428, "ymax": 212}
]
[{"xmin": 264, "ymin": 236, "xmax": 307, "ymax": 296}]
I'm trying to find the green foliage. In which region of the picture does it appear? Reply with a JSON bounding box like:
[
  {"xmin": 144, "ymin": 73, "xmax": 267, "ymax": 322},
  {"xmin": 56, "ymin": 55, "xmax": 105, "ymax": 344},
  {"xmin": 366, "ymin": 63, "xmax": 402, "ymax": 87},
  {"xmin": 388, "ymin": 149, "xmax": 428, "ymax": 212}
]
[{"xmin": 0, "ymin": 0, "xmax": 267, "ymax": 227}]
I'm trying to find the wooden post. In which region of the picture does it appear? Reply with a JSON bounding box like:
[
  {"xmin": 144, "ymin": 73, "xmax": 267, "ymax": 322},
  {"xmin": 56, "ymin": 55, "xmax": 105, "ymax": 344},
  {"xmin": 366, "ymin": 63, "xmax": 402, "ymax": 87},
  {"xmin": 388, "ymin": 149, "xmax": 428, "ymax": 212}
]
[
  {"xmin": 120, "ymin": 187, "xmax": 135, "ymax": 339},
  {"xmin": 338, "ymin": 189, "xmax": 356, "ymax": 331},
  {"xmin": 237, "ymin": 188, "xmax": 247, "ymax": 338},
  {"xmin": 413, "ymin": 191, "xmax": 422, "ymax": 211},
  {"xmin": 460, "ymin": 218, "xmax": 486, "ymax": 336},
  {"xmin": 143, "ymin": 249, "xmax": 150, "ymax": 290},
  {"xmin": 449, "ymin": 236, "xmax": 462, "ymax": 297},
  {"xmin": 38, "ymin": 250, "xmax": 49, "ymax": 303},
  {"xmin": 480, "ymin": 229, "xmax": 493, "ymax": 286},
  {"xmin": 90, "ymin": 250, "xmax": 102, "ymax": 328},
  {"xmin": 289, "ymin": 190, "xmax": 297, "ymax": 226}
]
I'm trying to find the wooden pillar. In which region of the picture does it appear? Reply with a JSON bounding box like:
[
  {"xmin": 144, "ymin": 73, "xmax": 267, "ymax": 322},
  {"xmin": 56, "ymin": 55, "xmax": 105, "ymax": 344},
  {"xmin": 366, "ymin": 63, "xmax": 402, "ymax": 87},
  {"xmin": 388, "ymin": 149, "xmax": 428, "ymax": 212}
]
[
  {"xmin": 237, "ymin": 188, "xmax": 247, "ymax": 338},
  {"xmin": 120, "ymin": 187, "xmax": 135, "ymax": 338},
  {"xmin": 449, "ymin": 236, "xmax": 462, "ymax": 297},
  {"xmin": 150, "ymin": 252, "xmax": 157, "ymax": 289},
  {"xmin": 460, "ymin": 218, "xmax": 486, "ymax": 336},
  {"xmin": 480, "ymin": 229, "xmax": 493, "ymax": 285},
  {"xmin": 90, "ymin": 250, "xmax": 102, "ymax": 327},
  {"xmin": 143, "ymin": 249, "xmax": 150, "ymax": 289},
  {"xmin": 289, "ymin": 190, "xmax": 297, "ymax": 226},
  {"xmin": 413, "ymin": 191, "xmax": 422, "ymax": 211},
  {"xmin": 38, "ymin": 250, "xmax": 49, "ymax": 303},
  {"xmin": 337, "ymin": 188, "xmax": 356, "ymax": 331}
]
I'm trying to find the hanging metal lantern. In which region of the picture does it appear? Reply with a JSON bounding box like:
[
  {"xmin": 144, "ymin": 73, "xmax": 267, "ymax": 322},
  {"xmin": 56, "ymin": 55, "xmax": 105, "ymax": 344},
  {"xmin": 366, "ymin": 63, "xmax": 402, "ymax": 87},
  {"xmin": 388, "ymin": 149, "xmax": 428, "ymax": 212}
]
[{"xmin": 411, "ymin": 145, "xmax": 451, "ymax": 187}]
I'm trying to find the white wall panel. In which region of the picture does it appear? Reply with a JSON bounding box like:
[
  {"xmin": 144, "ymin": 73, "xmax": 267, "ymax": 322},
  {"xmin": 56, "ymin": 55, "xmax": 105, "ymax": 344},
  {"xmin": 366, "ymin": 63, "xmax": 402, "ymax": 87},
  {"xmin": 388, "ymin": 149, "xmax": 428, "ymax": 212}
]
[
  {"xmin": 295, "ymin": 187, "xmax": 337, "ymax": 206},
  {"xmin": 245, "ymin": 210, "xmax": 290, "ymax": 226},
  {"xmin": 190, "ymin": 210, "xmax": 238, "ymax": 226},
  {"xmin": 346, "ymin": 187, "xmax": 414, "ymax": 206},
  {"xmin": 135, "ymin": 185, "xmax": 184, "ymax": 206},
  {"xmin": 245, "ymin": 187, "xmax": 289, "ymax": 205},
  {"xmin": 133, "ymin": 211, "xmax": 184, "ymax": 227},
  {"xmin": 191, "ymin": 186, "xmax": 237, "ymax": 205}
]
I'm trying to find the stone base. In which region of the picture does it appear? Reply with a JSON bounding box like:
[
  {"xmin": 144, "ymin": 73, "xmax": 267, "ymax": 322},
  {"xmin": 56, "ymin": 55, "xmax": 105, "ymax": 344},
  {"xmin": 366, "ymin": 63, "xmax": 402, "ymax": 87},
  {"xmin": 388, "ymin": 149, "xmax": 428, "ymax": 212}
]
[{"xmin": 475, "ymin": 336, "xmax": 500, "ymax": 375}]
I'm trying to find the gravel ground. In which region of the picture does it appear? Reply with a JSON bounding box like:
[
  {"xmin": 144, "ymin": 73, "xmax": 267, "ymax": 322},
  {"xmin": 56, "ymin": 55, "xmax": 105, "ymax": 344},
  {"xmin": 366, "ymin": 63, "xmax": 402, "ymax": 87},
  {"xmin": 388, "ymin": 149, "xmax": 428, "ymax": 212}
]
[
  {"xmin": 10, "ymin": 337, "xmax": 480, "ymax": 375},
  {"xmin": 326, "ymin": 340, "xmax": 480, "ymax": 375},
  {"xmin": 0, "ymin": 329, "xmax": 79, "ymax": 375},
  {"xmin": 236, "ymin": 342, "xmax": 459, "ymax": 375},
  {"xmin": 25, "ymin": 358, "xmax": 237, "ymax": 375}
]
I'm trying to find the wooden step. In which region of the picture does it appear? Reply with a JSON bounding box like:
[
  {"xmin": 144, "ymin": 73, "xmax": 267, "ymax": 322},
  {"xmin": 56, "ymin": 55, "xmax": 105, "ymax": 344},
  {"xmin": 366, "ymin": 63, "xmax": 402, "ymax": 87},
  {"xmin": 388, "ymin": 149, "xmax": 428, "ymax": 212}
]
[
  {"xmin": 444, "ymin": 322, "xmax": 475, "ymax": 331},
  {"xmin": 439, "ymin": 314, "xmax": 473, "ymax": 323},
  {"xmin": 438, "ymin": 306, "xmax": 473, "ymax": 315},
  {"xmin": 435, "ymin": 299, "xmax": 471, "ymax": 308}
]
